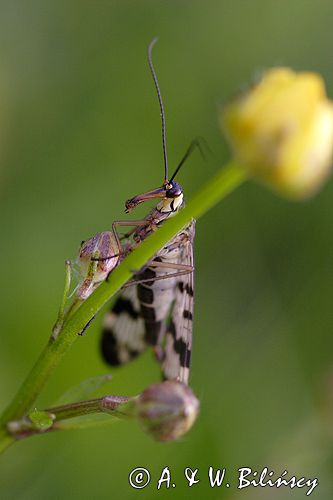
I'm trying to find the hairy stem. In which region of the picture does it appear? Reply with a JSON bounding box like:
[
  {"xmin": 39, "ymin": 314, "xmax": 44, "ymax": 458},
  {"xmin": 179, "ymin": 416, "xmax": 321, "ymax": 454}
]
[
  {"xmin": 7, "ymin": 396, "xmax": 134, "ymax": 440},
  {"xmin": 0, "ymin": 161, "xmax": 247, "ymax": 453},
  {"xmin": 47, "ymin": 395, "xmax": 132, "ymax": 419}
]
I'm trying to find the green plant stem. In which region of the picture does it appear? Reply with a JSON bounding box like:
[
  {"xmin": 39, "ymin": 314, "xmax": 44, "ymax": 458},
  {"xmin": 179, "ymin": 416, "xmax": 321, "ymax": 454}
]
[
  {"xmin": 7, "ymin": 396, "xmax": 134, "ymax": 440},
  {"xmin": 52, "ymin": 260, "xmax": 72, "ymax": 337},
  {"xmin": 0, "ymin": 161, "xmax": 247, "ymax": 453},
  {"xmin": 49, "ymin": 395, "xmax": 132, "ymax": 419},
  {"xmin": 0, "ymin": 428, "xmax": 14, "ymax": 453}
]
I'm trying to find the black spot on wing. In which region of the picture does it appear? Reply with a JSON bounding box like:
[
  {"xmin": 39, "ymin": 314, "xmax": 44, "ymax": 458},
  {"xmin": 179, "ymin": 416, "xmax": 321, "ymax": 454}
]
[
  {"xmin": 169, "ymin": 320, "xmax": 191, "ymax": 368},
  {"xmin": 139, "ymin": 267, "xmax": 156, "ymax": 286},
  {"xmin": 169, "ymin": 320, "xmax": 177, "ymax": 338},
  {"xmin": 144, "ymin": 320, "xmax": 162, "ymax": 346},
  {"xmin": 101, "ymin": 329, "xmax": 142, "ymax": 366},
  {"xmin": 101, "ymin": 330, "xmax": 121, "ymax": 365},
  {"xmin": 113, "ymin": 297, "xmax": 139, "ymax": 319},
  {"xmin": 177, "ymin": 343, "xmax": 191, "ymax": 368},
  {"xmin": 141, "ymin": 304, "xmax": 156, "ymax": 321},
  {"xmin": 178, "ymin": 281, "xmax": 194, "ymax": 297},
  {"xmin": 183, "ymin": 310, "xmax": 193, "ymax": 321},
  {"xmin": 129, "ymin": 349, "xmax": 141, "ymax": 358},
  {"xmin": 138, "ymin": 285, "xmax": 154, "ymax": 304}
]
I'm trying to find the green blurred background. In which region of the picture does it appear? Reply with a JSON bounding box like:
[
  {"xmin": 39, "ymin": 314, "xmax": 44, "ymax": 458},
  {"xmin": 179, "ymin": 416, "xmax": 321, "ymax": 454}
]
[{"xmin": 1, "ymin": 0, "xmax": 333, "ymax": 498}]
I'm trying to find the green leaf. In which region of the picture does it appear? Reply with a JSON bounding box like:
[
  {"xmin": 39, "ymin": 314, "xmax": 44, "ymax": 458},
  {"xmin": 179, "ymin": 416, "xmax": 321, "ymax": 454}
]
[
  {"xmin": 54, "ymin": 374, "xmax": 113, "ymax": 406},
  {"xmin": 28, "ymin": 410, "xmax": 54, "ymax": 430},
  {"xmin": 55, "ymin": 413, "xmax": 120, "ymax": 431}
]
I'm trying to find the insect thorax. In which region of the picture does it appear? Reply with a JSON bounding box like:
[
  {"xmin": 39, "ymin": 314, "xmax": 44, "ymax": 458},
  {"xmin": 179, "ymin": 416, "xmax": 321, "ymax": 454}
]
[{"xmin": 133, "ymin": 201, "xmax": 184, "ymax": 243}]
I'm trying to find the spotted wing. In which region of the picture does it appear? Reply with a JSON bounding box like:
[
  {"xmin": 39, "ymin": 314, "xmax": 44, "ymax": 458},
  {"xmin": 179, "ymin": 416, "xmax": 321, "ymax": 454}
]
[
  {"xmin": 101, "ymin": 286, "xmax": 147, "ymax": 366},
  {"xmin": 162, "ymin": 220, "xmax": 195, "ymax": 384}
]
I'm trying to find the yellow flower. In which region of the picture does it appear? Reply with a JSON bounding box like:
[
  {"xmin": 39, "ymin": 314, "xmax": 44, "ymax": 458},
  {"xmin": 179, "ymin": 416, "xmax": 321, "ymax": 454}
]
[{"xmin": 221, "ymin": 68, "xmax": 333, "ymax": 198}]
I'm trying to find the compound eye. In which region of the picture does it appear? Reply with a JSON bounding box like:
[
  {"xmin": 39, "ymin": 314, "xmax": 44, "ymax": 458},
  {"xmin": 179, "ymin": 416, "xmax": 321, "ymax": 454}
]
[{"xmin": 166, "ymin": 182, "xmax": 182, "ymax": 198}]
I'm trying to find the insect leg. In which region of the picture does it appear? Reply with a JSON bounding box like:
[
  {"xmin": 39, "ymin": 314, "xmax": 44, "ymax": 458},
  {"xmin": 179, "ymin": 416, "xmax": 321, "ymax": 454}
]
[
  {"xmin": 148, "ymin": 261, "xmax": 194, "ymax": 271},
  {"xmin": 112, "ymin": 220, "xmax": 149, "ymax": 241},
  {"xmin": 78, "ymin": 315, "xmax": 97, "ymax": 336},
  {"xmin": 123, "ymin": 266, "xmax": 193, "ymax": 288},
  {"xmin": 88, "ymin": 220, "xmax": 148, "ymax": 262}
]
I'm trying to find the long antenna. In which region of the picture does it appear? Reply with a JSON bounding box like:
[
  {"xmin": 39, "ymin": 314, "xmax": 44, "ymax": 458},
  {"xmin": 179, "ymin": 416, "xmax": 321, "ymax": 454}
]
[
  {"xmin": 170, "ymin": 137, "xmax": 209, "ymax": 182},
  {"xmin": 148, "ymin": 38, "xmax": 169, "ymax": 182}
]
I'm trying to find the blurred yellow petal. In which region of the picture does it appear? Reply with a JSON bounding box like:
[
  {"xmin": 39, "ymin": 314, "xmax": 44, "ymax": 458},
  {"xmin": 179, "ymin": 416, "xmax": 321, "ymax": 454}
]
[{"xmin": 221, "ymin": 68, "xmax": 333, "ymax": 198}]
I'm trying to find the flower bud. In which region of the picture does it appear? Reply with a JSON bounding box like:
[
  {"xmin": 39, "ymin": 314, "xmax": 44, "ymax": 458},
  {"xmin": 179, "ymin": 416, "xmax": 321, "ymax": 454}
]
[
  {"xmin": 77, "ymin": 231, "xmax": 121, "ymax": 299},
  {"xmin": 135, "ymin": 381, "xmax": 199, "ymax": 442},
  {"xmin": 221, "ymin": 68, "xmax": 333, "ymax": 198}
]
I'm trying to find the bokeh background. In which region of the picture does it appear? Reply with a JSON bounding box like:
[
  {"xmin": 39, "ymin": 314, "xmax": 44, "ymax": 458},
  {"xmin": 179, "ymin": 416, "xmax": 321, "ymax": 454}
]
[{"xmin": 1, "ymin": 1, "xmax": 333, "ymax": 498}]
